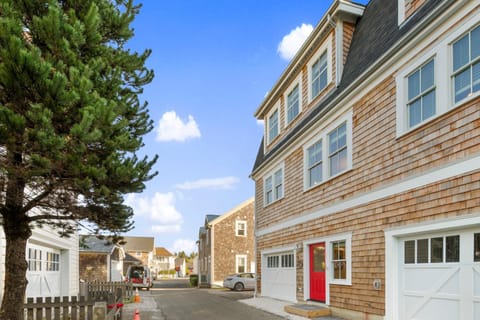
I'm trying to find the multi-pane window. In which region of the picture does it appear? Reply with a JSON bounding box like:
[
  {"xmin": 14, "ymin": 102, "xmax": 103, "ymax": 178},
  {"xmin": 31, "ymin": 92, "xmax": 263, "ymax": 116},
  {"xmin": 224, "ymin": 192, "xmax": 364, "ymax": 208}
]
[
  {"xmin": 332, "ymin": 241, "xmax": 347, "ymax": 280},
  {"xmin": 328, "ymin": 122, "xmax": 347, "ymax": 177},
  {"xmin": 274, "ymin": 169, "xmax": 283, "ymax": 200},
  {"xmin": 452, "ymin": 25, "xmax": 480, "ymax": 103},
  {"xmin": 264, "ymin": 167, "xmax": 283, "ymax": 205},
  {"xmin": 46, "ymin": 252, "xmax": 60, "ymax": 271},
  {"xmin": 311, "ymin": 52, "xmax": 328, "ymax": 99},
  {"xmin": 306, "ymin": 140, "xmax": 322, "ymax": 188},
  {"xmin": 404, "ymin": 235, "xmax": 460, "ymax": 264},
  {"xmin": 264, "ymin": 176, "xmax": 273, "ymax": 205},
  {"xmin": 268, "ymin": 109, "xmax": 279, "ymax": 143},
  {"xmin": 28, "ymin": 248, "xmax": 42, "ymax": 271},
  {"xmin": 267, "ymin": 255, "xmax": 279, "ymax": 268},
  {"xmin": 286, "ymin": 85, "xmax": 300, "ymax": 124},
  {"xmin": 281, "ymin": 254, "xmax": 295, "ymax": 268},
  {"xmin": 236, "ymin": 221, "xmax": 246, "ymax": 237},
  {"xmin": 267, "ymin": 254, "xmax": 294, "ymax": 268},
  {"xmin": 407, "ymin": 59, "xmax": 436, "ymax": 128},
  {"xmin": 236, "ymin": 255, "xmax": 247, "ymax": 273}
]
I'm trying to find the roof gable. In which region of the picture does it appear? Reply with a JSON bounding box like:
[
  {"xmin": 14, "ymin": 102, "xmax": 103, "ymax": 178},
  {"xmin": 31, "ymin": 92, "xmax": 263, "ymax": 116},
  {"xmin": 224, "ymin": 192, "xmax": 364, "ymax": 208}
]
[{"xmin": 122, "ymin": 236, "xmax": 154, "ymax": 252}]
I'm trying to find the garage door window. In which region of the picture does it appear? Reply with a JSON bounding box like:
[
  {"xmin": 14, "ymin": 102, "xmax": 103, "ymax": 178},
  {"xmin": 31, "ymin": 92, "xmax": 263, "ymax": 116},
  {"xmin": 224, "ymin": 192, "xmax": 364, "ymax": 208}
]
[
  {"xmin": 404, "ymin": 235, "xmax": 460, "ymax": 264},
  {"xmin": 474, "ymin": 233, "xmax": 480, "ymax": 262},
  {"xmin": 28, "ymin": 248, "xmax": 42, "ymax": 271},
  {"xmin": 46, "ymin": 252, "xmax": 60, "ymax": 271},
  {"xmin": 281, "ymin": 254, "xmax": 294, "ymax": 268},
  {"xmin": 267, "ymin": 256, "xmax": 279, "ymax": 268}
]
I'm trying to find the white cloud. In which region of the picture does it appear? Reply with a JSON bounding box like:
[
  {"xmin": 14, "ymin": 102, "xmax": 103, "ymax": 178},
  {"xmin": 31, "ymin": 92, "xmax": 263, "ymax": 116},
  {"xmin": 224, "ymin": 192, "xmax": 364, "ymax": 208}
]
[
  {"xmin": 256, "ymin": 119, "xmax": 264, "ymax": 126},
  {"xmin": 125, "ymin": 192, "xmax": 183, "ymax": 233},
  {"xmin": 174, "ymin": 176, "xmax": 240, "ymax": 190},
  {"xmin": 156, "ymin": 111, "xmax": 201, "ymax": 142},
  {"xmin": 277, "ymin": 23, "xmax": 314, "ymax": 60},
  {"xmin": 171, "ymin": 239, "xmax": 197, "ymax": 255}
]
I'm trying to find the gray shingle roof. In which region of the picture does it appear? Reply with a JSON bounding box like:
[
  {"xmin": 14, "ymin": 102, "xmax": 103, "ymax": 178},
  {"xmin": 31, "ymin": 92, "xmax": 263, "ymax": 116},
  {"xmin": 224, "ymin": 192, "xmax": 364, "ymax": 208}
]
[
  {"xmin": 205, "ymin": 214, "xmax": 220, "ymax": 224},
  {"xmin": 252, "ymin": 0, "xmax": 453, "ymax": 174},
  {"xmin": 79, "ymin": 235, "xmax": 115, "ymax": 254}
]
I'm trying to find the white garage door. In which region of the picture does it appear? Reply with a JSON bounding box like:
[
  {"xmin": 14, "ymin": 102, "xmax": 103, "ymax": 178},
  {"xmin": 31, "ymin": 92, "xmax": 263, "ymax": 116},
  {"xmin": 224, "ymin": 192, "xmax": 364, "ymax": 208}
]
[
  {"xmin": 262, "ymin": 252, "xmax": 296, "ymax": 302},
  {"xmin": 399, "ymin": 229, "xmax": 480, "ymax": 320},
  {"xmin": 26, "ymin": 244, "xmax": 61, "ymax": 297}
]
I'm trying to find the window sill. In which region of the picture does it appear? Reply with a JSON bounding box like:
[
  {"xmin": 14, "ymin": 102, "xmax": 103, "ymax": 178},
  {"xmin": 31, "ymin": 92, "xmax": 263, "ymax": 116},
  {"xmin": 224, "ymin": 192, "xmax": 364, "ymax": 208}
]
[
  {"xmin": 330, "ymin": 279, "xmax": 352, "ymax": 286},
  {"xmin": 303, "ymin": 168, "xmax": 353, "ymax": 193},
  {"xmin": 264, "ymin": 196, "xmax": 284, "ymax": 208}
]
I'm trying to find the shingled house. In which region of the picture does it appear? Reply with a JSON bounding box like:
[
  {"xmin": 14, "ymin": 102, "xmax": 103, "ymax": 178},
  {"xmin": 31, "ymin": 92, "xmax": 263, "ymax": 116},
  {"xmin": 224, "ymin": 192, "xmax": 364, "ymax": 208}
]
[
  {"xmin": 198, "ymin": 198, "xmax": 254, "ymax": 287},
  {"xmin": 121, "ymin": 236, "xmax": 155, "ymax": 275},
  {"xmin": 79, "ymin": 235, "xmax": 125, "ymax": 282},
  {"xmin": 250, "ymin": 0, "xmax": 480, "ymax": 319}
]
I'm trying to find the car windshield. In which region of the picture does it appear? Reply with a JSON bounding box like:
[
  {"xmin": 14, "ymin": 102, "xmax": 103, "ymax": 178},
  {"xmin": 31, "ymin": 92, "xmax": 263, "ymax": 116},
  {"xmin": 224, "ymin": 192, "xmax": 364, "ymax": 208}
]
[{"xmin": 130, "ymin": 267, "xmax": 145, "ymax": 278}]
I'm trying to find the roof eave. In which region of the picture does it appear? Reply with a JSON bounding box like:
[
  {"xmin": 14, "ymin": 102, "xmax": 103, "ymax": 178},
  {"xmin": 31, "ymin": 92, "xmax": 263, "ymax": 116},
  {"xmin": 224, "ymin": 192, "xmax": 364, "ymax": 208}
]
[{"xmin": 253, "ymin": 0, "xmax": 365, "ymax": 118}]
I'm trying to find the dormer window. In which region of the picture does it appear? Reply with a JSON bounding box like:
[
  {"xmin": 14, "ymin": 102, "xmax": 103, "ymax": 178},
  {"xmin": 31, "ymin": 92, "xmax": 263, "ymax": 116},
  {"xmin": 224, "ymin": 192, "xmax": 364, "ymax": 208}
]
[
  {"xmin": 311, "ymin": 52, "xmax": 328, "ymax": 99},
  {"xmin": 286, "ymin": 84, "xmax": 300, "ymax": 124},
  {"xmin": 267, "ymin": 108, "xmax": 279, "ymax": 143}
]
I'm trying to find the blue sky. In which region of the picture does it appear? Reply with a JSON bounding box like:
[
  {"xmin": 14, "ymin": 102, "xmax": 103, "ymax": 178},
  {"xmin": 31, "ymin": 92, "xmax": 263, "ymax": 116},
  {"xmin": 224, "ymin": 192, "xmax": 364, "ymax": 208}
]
[{"xmin": 123, "ymin": 0, "xmax": 368, "ymax": 254}]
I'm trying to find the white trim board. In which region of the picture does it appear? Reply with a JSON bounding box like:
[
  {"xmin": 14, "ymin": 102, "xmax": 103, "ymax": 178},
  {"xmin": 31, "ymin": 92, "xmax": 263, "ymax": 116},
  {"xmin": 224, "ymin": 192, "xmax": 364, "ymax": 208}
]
[{"xmin": 257, "ymin": 153, "xmax": 480, "ymax": 237}]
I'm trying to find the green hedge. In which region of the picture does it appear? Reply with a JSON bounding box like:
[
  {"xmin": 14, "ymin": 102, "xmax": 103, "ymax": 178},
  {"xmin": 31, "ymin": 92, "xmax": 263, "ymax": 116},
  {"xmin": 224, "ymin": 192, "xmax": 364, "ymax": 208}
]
[{"xmin": 189, "ymin": 274, "xmax": 198, "ymax": 287}]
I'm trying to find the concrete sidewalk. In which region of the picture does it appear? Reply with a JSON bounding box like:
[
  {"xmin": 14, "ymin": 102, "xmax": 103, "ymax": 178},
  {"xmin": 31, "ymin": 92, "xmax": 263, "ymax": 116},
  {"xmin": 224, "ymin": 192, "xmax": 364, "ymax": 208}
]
[
  {"xmin": 240, "ymin": 297, "xmax": 345, "ymax": 320},
  {"xmin": 122, "ymin": 295, "xmax": 164, "ymax": 320}
]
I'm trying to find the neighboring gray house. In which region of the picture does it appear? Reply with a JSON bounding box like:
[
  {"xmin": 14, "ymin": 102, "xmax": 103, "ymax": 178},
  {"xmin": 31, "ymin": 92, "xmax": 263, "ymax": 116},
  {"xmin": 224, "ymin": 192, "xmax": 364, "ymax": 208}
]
[{"xmin": 79, "ymin": 235, "xmax": 125, "ymax": 282}]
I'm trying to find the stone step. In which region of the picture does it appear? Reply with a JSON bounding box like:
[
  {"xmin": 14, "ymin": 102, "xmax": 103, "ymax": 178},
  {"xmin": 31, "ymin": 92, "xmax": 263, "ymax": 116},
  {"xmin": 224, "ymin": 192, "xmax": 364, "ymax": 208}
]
[{"xmin": 284, "ymin": 304, "xmax": 331, "ymax": 318}]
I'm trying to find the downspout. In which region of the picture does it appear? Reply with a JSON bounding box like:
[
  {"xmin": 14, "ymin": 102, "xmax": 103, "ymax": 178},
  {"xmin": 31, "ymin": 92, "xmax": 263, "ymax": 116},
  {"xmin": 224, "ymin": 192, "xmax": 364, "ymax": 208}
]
[
  {"xmin": 210, "ymin": 224, "xmax": 215, "ymax": 286},
  {"xmin": 253, "ymin": 199, "xmax": 258, "ymax": 299}
]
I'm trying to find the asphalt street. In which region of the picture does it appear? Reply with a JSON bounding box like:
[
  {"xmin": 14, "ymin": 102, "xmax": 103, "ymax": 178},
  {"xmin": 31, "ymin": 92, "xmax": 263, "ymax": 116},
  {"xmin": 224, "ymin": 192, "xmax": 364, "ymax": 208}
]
[{"xmin": 123, "ymin": 279, "xmax": 285, "ymax": 320}]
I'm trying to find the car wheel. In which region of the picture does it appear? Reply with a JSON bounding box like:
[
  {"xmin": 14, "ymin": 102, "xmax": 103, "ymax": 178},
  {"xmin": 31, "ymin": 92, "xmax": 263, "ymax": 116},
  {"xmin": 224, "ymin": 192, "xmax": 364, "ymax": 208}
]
[{"xmin": 234, "ymin": 282, "xmax": 244, "ymax": 291}]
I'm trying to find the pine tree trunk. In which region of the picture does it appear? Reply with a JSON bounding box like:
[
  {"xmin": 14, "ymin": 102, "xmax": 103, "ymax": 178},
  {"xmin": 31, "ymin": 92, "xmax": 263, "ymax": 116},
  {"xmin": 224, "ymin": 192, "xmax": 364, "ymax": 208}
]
[{"xmin": 0, "ymin": 217, "xmax": 30, "ymax": 320}]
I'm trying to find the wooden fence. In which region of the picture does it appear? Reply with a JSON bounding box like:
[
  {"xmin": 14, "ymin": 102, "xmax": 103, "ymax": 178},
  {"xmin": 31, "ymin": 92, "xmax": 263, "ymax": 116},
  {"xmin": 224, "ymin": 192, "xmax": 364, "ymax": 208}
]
[{"xmin": 23, "ymin": 282, "xmax": 132, "ymax": 320}]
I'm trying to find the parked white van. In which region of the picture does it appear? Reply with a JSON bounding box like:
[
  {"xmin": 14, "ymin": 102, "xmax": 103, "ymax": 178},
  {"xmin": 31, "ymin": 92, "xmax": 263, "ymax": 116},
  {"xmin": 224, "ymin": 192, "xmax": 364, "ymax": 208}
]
[{"xmin": 125, "ymin": 265, "xmax": 153, "ymax": 290}]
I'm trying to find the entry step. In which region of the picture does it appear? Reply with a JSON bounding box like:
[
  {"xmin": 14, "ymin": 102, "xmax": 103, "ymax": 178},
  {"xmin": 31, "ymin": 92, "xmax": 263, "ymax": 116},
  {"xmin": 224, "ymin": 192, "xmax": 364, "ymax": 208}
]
[{"xmin": 284, "ymin": 304, "xmax": 332, "ymax": 318}]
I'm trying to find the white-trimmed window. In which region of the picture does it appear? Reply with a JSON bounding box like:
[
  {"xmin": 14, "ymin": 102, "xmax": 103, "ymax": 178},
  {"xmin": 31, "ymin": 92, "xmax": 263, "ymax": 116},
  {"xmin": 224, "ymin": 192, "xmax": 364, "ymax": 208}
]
[
  {"xmin": 311, "ymin": 51, "xmax": 328, "ymax": 99},
  {"xmin": 264, "ymin": 165, "xmax": 284, "ymax": 206},
  {"xmin": 332, "ymin": 240, "xmax": 347, "ymax": 280},
  {"xmin": 284, "ymin": 75, "xmax": 302, "ymax": 126},
  {"xmin": 236, "ymin": 220, "xmax": 246, "ymax": 237},
  {"xmin": 306, "ymin": 140, "xmax": 322, "ymax": 188},
  {"xmin": 328, "ymin": 122, "xmax": 348, "ymax": 177},
  {"xmin": 267, "ymin": 108, "xmax": 279, "ymax": 143},
  {"xmin": 267, "ymin": 253, "xmax": 294, "ymax": 268},
  {"xmin": 329, "ymin": 234, "xmax": 352, "ymax": 285},
  {"xmin": 303, "ymin": 114, "xmax": 352, "ymax": 190},
  {"xmin": 287, "ymin": 85, "xmax": 300, "ymax": 124},
  {"xmin": 452, "ymin": 24, "xmax": 480, "ymax": 104},
  {"xmin": 407, "ymin": 59, "xmax": 436, "ymax": 128},
  {"xmin": 308, "ymin": 34, "xmax": 332, "ymax": 102},
  {"xmin": 236, "ymin": 255, "xmax": 247, "ymax": 273},
  {"xmin": 396, "ymin": 18, "xmax": 480, "ymax": 136}
]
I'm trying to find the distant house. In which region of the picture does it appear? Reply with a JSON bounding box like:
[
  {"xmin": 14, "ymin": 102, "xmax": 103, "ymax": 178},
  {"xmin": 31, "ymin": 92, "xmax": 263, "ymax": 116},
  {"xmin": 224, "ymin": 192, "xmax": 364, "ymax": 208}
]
[
  {"xmin": 0, "ymin": 225, "xmax": 79, "ymax": 300},
  {"xmin": 197, "ymin": 198, "xmax": 254, "ymax": 287},
  {"xmin": 174, "ymin": 257, "xmax": 186, "ymax": 278},
  {"xmin": 79, "ymin": 235, "xmax": 125, "ymax": 282},
  {"xmin": 121, "ymin": 236, "xmax": 154, "ymax": 275},
  {"xmin": 152, "ymin": 247, "xmax": 175, "ymax": 275}
]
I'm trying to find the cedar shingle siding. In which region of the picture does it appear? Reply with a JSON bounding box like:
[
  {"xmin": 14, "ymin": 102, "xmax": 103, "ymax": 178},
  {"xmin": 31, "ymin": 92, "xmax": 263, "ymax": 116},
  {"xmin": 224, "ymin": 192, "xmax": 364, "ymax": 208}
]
[{"xmin": 251, "ymin": 0, "xmax": 479, "ymax": 319}]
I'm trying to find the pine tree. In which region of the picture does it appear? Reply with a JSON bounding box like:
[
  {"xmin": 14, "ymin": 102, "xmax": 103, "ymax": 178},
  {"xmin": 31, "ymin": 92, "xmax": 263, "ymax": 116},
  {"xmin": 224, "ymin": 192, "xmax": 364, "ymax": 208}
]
[{"xmin": 0, "ymin": 1, "xmax": 157, "ymax": 318}]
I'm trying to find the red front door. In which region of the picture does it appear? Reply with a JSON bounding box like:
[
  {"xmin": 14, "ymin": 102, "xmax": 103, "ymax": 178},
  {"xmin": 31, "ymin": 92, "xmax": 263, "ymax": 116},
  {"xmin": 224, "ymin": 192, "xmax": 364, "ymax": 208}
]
[{"xmin": 310, "ymin": 242, "xmax": 326, "ymax": 302}]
